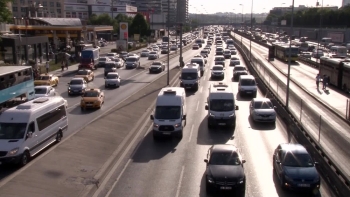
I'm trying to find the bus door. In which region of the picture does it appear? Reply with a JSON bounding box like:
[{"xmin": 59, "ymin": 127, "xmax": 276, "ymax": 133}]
[
  {"xmin": 268, "ymin": 46, "xmax": 275, "ymax": 61},
  {"xmin": 338, "ymin": 62, "xmax": 344, "ymax": 89}
]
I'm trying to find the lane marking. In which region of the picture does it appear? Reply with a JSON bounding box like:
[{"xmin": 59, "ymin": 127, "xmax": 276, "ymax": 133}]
[
  {"xmin": 199, "ymin": 86, "xmax": 203, "ymax": 93},
  {"xmin": 195, "ymin": 100, "xmax": 199, "ymax": 111},
  {"xmin": 188, "ymin": 124, "xmax": 194, "ymax": 142},
  {"xmin": 175, "ymin": 166, "xmax": 185, "ymax": 197},
  {"xmin": 105, "ymin": 159, "xmax": 131, "ymax": 197}
]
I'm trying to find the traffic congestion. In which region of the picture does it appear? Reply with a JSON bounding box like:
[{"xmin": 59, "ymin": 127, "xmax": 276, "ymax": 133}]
[{"xmin": 0, "ymin": 26, "xmax": 337, "ymax": 197}]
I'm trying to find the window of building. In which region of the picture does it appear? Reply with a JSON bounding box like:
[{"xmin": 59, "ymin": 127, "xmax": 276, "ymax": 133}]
[
  {"xmin": 13, "ymin": 7, "xmax": 18, "ymax": 12},
  {"xmin": 42, "ymin": 1, "xmax": 47, "ymax": 6},
  {"xmin": 57, "ymin": 9, "xmax": 61, "ymax": 13},
  {"xmin": 50, "ymin": 2, "xmax": 54, "ymax": 7},
  {"xmin": 21, "ymin": 7, "xmax": 26, "ymax": 12},
  {"xmin": 56, "ymin": 2, "xmax": 61, "ymax": 7}
]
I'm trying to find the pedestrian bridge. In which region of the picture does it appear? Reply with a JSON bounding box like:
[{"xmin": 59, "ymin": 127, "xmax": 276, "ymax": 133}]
[{"xmin": 152, "ymin": 22, "xmax": 241, "ymax": 26}]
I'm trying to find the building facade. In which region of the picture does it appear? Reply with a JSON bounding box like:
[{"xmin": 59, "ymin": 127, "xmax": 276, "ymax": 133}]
[
  {"xmin": 176, "ymin": 0, "xmax": 188, "ymax": 23},
  {"xmin": 11, "ymin": 0, "xmax": 64, "ymax": 18},
  {"xmin": 270, "ymin": 5, "xmax": 338, "ymax": 16},
  {"xmin": 343, "ymin": 0, "xmax": 350, "ymax": 7}
]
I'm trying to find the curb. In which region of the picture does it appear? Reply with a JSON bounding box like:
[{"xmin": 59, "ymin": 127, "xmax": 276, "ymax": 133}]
[{"xmin": 234, "ymin": 32, "xmax": 349, "ymax": 124}]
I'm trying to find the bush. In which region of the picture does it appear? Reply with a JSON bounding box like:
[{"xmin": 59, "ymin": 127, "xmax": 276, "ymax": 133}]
[{"xmin": 111, "ymin": 48, "xmax": 118, "ymax": 52}]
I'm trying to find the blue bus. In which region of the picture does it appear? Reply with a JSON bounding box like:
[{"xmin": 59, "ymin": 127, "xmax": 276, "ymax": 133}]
[
  {"xmin": 0, "ymin": 66, "xmax": 35, "ymax": 106},
  {"xmin": 79, "ymin": 48, "xmax": 100, "ymax": 70}
]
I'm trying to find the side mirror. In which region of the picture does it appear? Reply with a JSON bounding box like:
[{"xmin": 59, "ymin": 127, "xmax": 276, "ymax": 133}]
[
  {"xmin": 242, "ymin": 159, "xmax": 246, "ymax": 163},
  {"xmin": 150, "ymin": 115, "xmax": 154, "ymax": 120},
  {"xmin": 205, "ymin": 105, "xmax": 209, "ymax": 110},
  {"xmin": 204, "ymin": 159, "xmax": 208, "ymax": 163},
  {"xmin": 276, "ymin": 161, "xmax": 281, "ymax": 164},
  {"xmin": 182, "ymin": 115, "xmax": 187, "ymax": 120},
  {"xmin": 27, "ymin": 132, "xmax": 33, "ymax": 139},
  {"xmin": 67, "ymin": 82, "xmax": 70, "ymax": 85},
  {"xmin": 314, "ymin": 162, "xmax": 319, "ymax": 165},
  {"xmin": 235, "ymin": 105, "xmax": 239, "ymax": 110},
  {"xmin": 274, "ymin": 106, "xmax": 277, "ymax": 109}
]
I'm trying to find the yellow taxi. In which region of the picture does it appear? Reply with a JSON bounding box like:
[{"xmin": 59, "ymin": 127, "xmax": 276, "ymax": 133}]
[
  {"xmin": 80, "ymin": 88, "xmax": 104, "ymax": 110},
  {"xmin": 74, "ymin": 69, "xmax": 95, "ymax": 82},
  {"xmin": 34, "ymin": 74, "xmax": 59, "ymax": 86}
]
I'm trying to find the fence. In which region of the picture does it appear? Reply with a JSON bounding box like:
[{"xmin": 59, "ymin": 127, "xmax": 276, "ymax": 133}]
[{"xmin": 232, "ymin": 34, "xmax": 350, "ymax": 190}]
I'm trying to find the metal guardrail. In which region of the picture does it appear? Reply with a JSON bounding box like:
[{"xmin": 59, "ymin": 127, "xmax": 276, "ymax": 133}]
[{"xmin": 230, "ymin": 32, "xmax": 350, "ymax": 196}]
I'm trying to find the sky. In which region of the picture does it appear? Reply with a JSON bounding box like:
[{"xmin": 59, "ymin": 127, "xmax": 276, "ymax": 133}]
[{"xmin": 188, "ymin": 0, "xmax": 343, "ymax": 14}]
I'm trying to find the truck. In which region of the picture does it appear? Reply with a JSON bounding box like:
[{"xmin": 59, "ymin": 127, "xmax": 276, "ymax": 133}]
[{"xmin": 79, "ymin": 48, "xmax": 99, "ymax": 70}]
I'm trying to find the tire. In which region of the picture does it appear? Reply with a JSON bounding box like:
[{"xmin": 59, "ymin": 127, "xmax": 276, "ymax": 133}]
[
  {"xmin": 176, "ymin": 131, "xmax": 183, "ymax": 139},
  {"xmin": 18, "ymin": 151, "xmax": 30, "ymax": 167},
  {"xmin": 153, "ymin": 133, "xmax": 160, "ymax": 141},
  {"xmin": 253, "ymin": 92, "xmax": 257, "ymax": 98},
  {"xmin": 56, "ymin": 131, "xmax": 63, "ymax": 143},
  {"xmin": 206, "ymin": 183, "xmax": 212, "ymax": 194}
]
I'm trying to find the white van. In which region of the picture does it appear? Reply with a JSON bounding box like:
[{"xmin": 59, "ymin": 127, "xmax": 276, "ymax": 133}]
[
  {"xmin": 238, "ymin": 75, "xmax": 258, "ymax": 97},
  {"xmin": 190, "ymin": 57, "xmax": 206, "ymax": 76},
  {"xmin": 329, "ymin": 46, "xmax": 347, "ymax": 57},
  {"xmin": 180, "ymin": 63, "xmax": 201, "ymax": 91},
  {"xmin": 0, "ymin": 97, "xmax": 68, "ymax": 166},
  {"xmin": 321, "ymin": 37, "xmax": 332, "ymax": 47},
  {"xmin": 150, "ymin": 87, "xmax": 187, "ymax": 140},
  {"xmin": 205, "ymin": 82, "xmax": 239, "ymax": 128}
]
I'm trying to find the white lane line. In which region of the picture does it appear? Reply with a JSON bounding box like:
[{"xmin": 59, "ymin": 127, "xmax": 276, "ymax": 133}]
[
  {"xmin": 199, "ymin": 86, "xmax": 203, "ymax": 93},
  {"xmin": 195, "ymin": 100, "xmax": 199, "ymax": 111},
  {"xmin": 188, "ymin": 124, "xmax": 194, "ymax": 142},
  {"xmin": 105, "ymin": 159, "xmax": 132, "ymax": 197},
  {"xmin": 175, "ymin": 165, "xmax": 185, "ymax": 197}
]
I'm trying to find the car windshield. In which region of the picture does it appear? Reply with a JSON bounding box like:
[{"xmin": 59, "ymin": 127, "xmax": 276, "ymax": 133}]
[
  {"xmin": 150, "ymin": 52, "xmax": 157, "ymax": 54},
  {"xmin": 99, "ymin": 58, "xmax": 108, "ymax": 61},
  {"xmin": 121, "ymin": 52, "xmax": 127, "ymax": 55},
  {"xmin": 201, "ymin": 51, "xmax": 208, "ymax": 54},
  {"xmin": 0, "ymin": 123, "xmax": 27, "ymax": 139},
  {"xmin": 181, "ymin": 72, "xmax": 198, "ymax": 80},
  {"xmin": 38, "ymin": 76, "xmax": 50, "ymax": 80},
  {"xmin": 210, "ymin": 99, "xmax": 234, "ymax": 111},
  {"xmin": 106, "ymin": 74, "xmax": 118, "ymax": 79},
  {"xmin": 35, "ymin": 87, "xmax": 48, "ymax": 94},
  {"xmin": 114, "ymin": 58, "xmax": 121, "ymax": 62},
  {"xmin": 155, "ymin": 106, "xmax": 181, "ymax": 119},
  {"xmin": 152, "ymin": 62, "xmax": 162, "ymax": 66},
  {"xmin": 142, "ymin": 50, "xmax": 149, "ymax": 52},
  {"xmin": 212, "ymin": 66, "xmax": 223, "ymax": 71},
  {"xmin": 105, "ymin": 64, "xmax": 115, "ymax": 68},
  {"xmin": 191, "ymin": 60, "xmax": 203, "ymax": 67},
  {"xmin": 77, "ymin": 70, "xmax": 89, "ymax": 75},
  {"xmin": 241, "ymin": 79, "xmax": 255, "ymax": 85},
  {"xmin": 70, "ymin": 80, "xmax": 83, "ymax": 85},
  {"xmin": 224, "ymin": 51, "xmax": 231, "ymax": 54},
  {"xmin": 209, "ymin": 152, "xmax": 241, "ymax": 165},
  {"xmin": 254, "ymin": 101, "xmax": 274, "ymax": 109},
  {"xmin": 235, "ymin": 67, "xmax": 246, "ymax": 71},
  {"xmin": 83, "ymin": 91, "xmax": 99, "ymax": 97},
  {"xmin": 215, "ymin": 57, "xmax": 224, "ymax": 61},
  {"xmin": 231, "ymin": 57, "xmax": 239, "ymax": 60},
  {"xmin": 216, "ymin": 48, "xmax": 223, "ymax": 51},
  {"xmin": 283, "ymin": 153, "xmax": 314, "ymax": 167},
  {"xmin": 126, "ymin": 58, "xmax": 137, "ymax": 62},
  {"xmin": 106, "ymin": 54, "xmax": 114, "ymax": 57}
]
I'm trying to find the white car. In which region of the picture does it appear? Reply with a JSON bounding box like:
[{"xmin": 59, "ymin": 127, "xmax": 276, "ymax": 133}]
[
  {"xmin": 230, "ymin": 56, "xmax": 240, "ymax": 66},
  {"xmin": 140, "ymin": 50, "xmax": 151, "ymax": 57},
  {"xmin": 152, "ymin": 47, "xmax": 159, "ymax": 52},
  {"xmin": 34, "ymin": 85, "xmax": 56, "ymax": 98},
  {"xmin": 211, "ymin": 65, "xmax": 225, "ymax": 79},
  {"xmin": 249, "ymin": 98, "xmax": 276, "ymax": 123},
  {"xmin": 148, "ymin": 51, "xmax": 159, "ymax": 60},
  {"xmin": 106, "ymin": 53, "xmax": 118, "ymax": 59},
  {"xmin": 170, "ymin": 45, "xmax": 178, "ymax": 51},
  {"xmin": 104, "ymin": 72, "xmax": 121, "ymax": 88}
]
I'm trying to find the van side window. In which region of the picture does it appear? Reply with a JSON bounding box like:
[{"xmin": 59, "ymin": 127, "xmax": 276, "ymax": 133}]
[
  {"xmin": 36, "ymin": 105, "xmax": 67, "ymax": 131},
  {"xmin": 28, "ymin": 122, "xmax": 35, "ymax": 133}
]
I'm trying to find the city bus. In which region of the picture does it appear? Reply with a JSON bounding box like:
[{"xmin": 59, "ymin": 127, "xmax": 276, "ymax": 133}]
[
  {"xmin": 162, "ymin": 36, "xmax": 169, "ymax": 43},
  {"xmin": 273, "ymin": 42, "xmax": 299, "ymax": 62},
  {"xmin": 329, "ymin": 46, "xmax": 347, "ymax": 57},
  {"xmin": 0, "ymin": 66, "xmax": 35, "ymax": 109}
]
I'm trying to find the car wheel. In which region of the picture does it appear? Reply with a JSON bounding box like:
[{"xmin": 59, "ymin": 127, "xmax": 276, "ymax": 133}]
[
  {"xmin": 18, "ymin": 150, "xmax": 30, "ymax": 167},
  {"xmin": 205, "ymin": 182, "xmax": 212, "ymax": 194},
  {"xmin": 56, "ymin": 131, "xmax": 63, "ymax": 143}
]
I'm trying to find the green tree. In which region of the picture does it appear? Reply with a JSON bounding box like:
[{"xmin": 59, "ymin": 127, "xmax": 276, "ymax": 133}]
[
  {"xmin": 0, "ymin": 0, "xmax": 12, "ymax": 23},
  {"xmin": 130, "ymin": 13, "xmax": 149, "ymax": 37},
  {"xmin": 114, "ymin": 14, "xmax": 133, "ymax": 34}
]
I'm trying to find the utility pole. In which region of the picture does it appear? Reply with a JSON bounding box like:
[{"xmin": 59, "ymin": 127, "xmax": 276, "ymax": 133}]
[
  {"xmin": 286, "ymin": 0, "xmax": 295, "ymax": 109},
  {"xmin": 167, "ymin": 0, "xmax": 170, "ymax": 86},
  {"xmin": 179, "ymin": 23, "xmax": 183, "ymax": 68}
]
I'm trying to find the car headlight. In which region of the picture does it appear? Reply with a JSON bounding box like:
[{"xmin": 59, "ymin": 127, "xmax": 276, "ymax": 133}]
[
  {"xmin": 237, "ymin": 177, "xmax": 245, "ymax": 184},
  {"xmin": 174, "ymin": 123, "xmax": 181, "ymax": 128},
  {"xmin": 8, "ymin": 147, "xmax": 19, "ymax": 156},
  {"xmin": 229, "ymin": 113, "xmax": 235, "ymax": 117},
  {"xmin": 68, "ymin": 87, "xmax": 71, "ymax": 90},
  {"xmin": 314, "ymin": 177, "xmax": 320, "ymax": 182},
  {"xmin": 209, "ymin": 113, "xmax": 215, "ymax": 117},
  {"xmin": 153, "ymin": 124, "xmax": 159, "ymax": 128},
  {"xmin": 207, "ymin": 176, "xmax": 215, "ymax": 184}
]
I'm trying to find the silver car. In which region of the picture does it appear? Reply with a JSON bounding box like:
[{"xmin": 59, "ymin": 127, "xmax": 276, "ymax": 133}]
[
  {"xmin": 105, "ymin": 72, "xmax": 121, "ymax": 88},
  {"xmin": 214, "ymin": 56, "xmax": 225, "ymax": 66},
  {"xmin": 140, "ymin": 50, "xmax": 151, "ymax": 57},
  {"xmin": 249, "ymin": 98, "xmax": 277, "ymax": 123},
  {"xmin": 34, "ymin": 85, "xmax": 56, "ymax": 98},
  {"xmin": 230, "ymin": 56, "xmax": 240, "ymax": 66},
  {"xmin": 211, "ymin": 65, "xmax": 225, "ymax": 79}
]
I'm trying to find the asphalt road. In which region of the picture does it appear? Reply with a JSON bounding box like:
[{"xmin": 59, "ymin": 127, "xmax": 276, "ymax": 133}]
[{"xmin": 101, "ymin": 41, "xmax": 334, "ymax": 197}]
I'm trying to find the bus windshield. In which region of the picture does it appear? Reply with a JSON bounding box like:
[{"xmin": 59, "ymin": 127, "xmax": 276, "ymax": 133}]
[{"xmin": 162, "ymin": 36, "xmax": 169, "ymax": 42}]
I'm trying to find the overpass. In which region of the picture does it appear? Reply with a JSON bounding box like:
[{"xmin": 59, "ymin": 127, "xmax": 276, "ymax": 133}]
[{"xmin": 151, "ymin": 22, "xmax": 242, "ymax": 27}]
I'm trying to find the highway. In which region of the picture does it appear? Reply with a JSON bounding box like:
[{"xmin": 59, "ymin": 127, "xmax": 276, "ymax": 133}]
[
  {"xmin": 0, "ymin": 32, "xmax": 336, "ymax": 197},
  {"xmin": 97, "ymin": 40, "xmax": 334, "ymax": 197}
]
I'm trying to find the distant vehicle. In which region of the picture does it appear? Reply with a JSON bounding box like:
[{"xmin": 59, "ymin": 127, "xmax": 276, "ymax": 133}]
[
  {"xmin": 104, "ymin": 62, "xmax": 118, "ymax": 76},
  {"xmin": 299, "ymin": 42, "xmax": 309, "ymax": 52},
  {"xmin": 204, "ymin": 144, "xmax": 246, "ymax": 194},
  {"xmin": 67, "ymin": 78, "xmax": 88, "ymax": 96},
  {"xmin": 162, "ymin": 36, "xmax": 169, "ymax": 43},
  {"xmin": 34, "ymin": 74, "xmax": 59, "ymax": 87},
  {"xmin": 312, "ymin": 49, "xmax": 324, "ymax": 59},
  {"xmin": 300, "ymin": 51, "xmax": 312, "ymax": 59},
  {"xmin": 149, "ymin": 61, "xmax": 165, "ymax": 74},
  {"xmin": 125, "ymin": 56, "xmax": 140, "ymax": 69},
  {"xmin": 319, "ymin": 56, "xmax": 350, "ymax": 90},
  {"xmin": 79, "ymin": 48, "xmax": 100, "ymax": 70},
  {"xmin": 140, "ymin": 50, "xmax": 151, "ymax": 57},
  {"xmin": 321, "ymin": 37, "xmax": 332, "ymax": 46},
  {"xmin": 190, "ymin": 57, "xmax": 206, "ymax": 75},
  {"xmin": 238, "ymin": 75, "xmax": 257, "ymax": 97},
  {"xmin": 98, "ymin": 57, "xmax": 111, "ymax": 67},
  {"xmin": 80, "ymin": 89, "xmax": 104, "ymax": 110},
  {"xmin": 214, "ymin": 56, "xmax": 225, "ymax": 66},
  {"xmin": 104, "ymin": 72, "xmax": 121, "ymax": 88},
  {"xmin": 0, "ymin": 97, "xmax": 68, "ymax": 166},
  {"xmin": 105, "ymin": 53, "xmax": 118, "ymax": 59},
  {"xmin": 34, "ymin": 86, "xmax": 56, "ymax": 98},
  {"xmin": 180, "ymin": 63, "xmax": 201, "ymax": 90},
  {"xmin": 211, "ymin": 65, "xmax": 225, "ymax": 79},
  {"xmin": 233, "ymin": 65, "xmax": 248, "ymax": 81},
  {"xmin": 249, "ymin": 98, "xmax": 277, "ymax": 123},
  {"xmin": 148, "ymin": 51, "xmax": 159, "ymax": 60},
  {"xmin": 272, "ymin": 42, "xmax": 299, "ymax": 62},
  {"xmin": 74, "ymin": 69, "xmax": 95, "ymax": 82},
  {"xmin": 329, "ymin": 46, "xmax": 347, "ymax": 57}
]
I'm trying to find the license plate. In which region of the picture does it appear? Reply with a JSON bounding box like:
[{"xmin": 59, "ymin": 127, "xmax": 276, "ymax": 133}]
[
  {"xmin": 218, "ymin": 123, "xmax": 226, "ymax": 126},
  {"xmin": 86, "ymin": 104, "xmax": 92, "ymax": 106},
  {"xmin": 74, "ymin": 90, "xmax": 79, "ymax": 92},
  {"xmin": 163, "ymin": 132, "xmax": 171, "ymax": 135},
  {"xmin": 186, "ymin": 87, "xmax": 192, "ymax": 89},
  {"xmin": 298, "ymin": 184, "xmax": 310, "ymax": 187},
  {"xmin": 220, "ymin": 186, "xmax": 232, "ymax": 190},
  {"xmin": 246, "ymin": 91, "xmax": 252, "ymax": 94}
]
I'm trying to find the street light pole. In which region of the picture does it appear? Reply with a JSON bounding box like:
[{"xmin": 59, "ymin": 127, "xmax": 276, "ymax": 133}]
[
  {"xmin": 316, "ymin": 0, "xmax": 323, "ymax": 68},
  {"xmin": 167, "ymin": 0, "xmax": 170, "ymax": 86},
  {"xmin": 249, "ymin": 0, "xmax": 253, "ymax": 61},
  {"xmin": 286, "ymin": 0, "xmax": 295, "ymax": 109}
]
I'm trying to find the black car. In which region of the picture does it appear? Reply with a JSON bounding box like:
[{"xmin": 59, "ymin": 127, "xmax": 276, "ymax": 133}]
[
  {"xmin": 149, "ymin": 61, "xmax": 165, "ymax": 73},
  {"xmin": 204, "ymin": 144, "xmax": 246, "ymax": 194},
  {"xmin": 233, "ymin": 65, "xmax": 248, "ymax": 81},
  {"xmin": 273, "ymin": 143, "xmax": 320, "ymax": 192}
]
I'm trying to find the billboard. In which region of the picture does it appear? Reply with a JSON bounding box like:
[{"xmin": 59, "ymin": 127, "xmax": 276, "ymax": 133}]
[
  {"xmin": 119, "ymin": 22, "xmax": 128, "ymax": 40},
  {"xmin": 327, "ymin": 32, "xmax": 344, "ymax": 43}
]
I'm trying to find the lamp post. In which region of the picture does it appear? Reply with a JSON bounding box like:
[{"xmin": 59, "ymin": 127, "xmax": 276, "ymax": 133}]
[
  {"xmin": 286, "ymin": 0, "xmax": 295, "ymax": 109},
  {"xmin": 316, "ymin": 0, "xmax": 323, "ymax": 67},
  {"xmin": 249, "ymin": 0, "xmax": 253, "ymax": 60},
  {"xmin": 239, "ymin": 4, "xmax": 244, "ymax": 46},
  {"xmin": 167, "ymin": 0, "xmax": 170, "ymax": 86}
]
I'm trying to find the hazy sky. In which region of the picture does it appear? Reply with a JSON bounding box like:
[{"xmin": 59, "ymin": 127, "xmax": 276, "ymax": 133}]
[{"xmin": 188, "ymin": 0, "xmax": 343, "ymax": 14}]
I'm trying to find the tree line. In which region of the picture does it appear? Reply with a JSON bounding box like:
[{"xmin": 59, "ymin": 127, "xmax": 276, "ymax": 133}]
[{"xmin": 264, "ymin": 5, "xmax": 350, "ymax": 28}]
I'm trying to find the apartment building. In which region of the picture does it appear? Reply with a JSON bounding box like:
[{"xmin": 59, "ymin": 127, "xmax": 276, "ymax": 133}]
[{"xmin": 11, "ymin": 0, "xmax": 64, "ymax": 18}]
